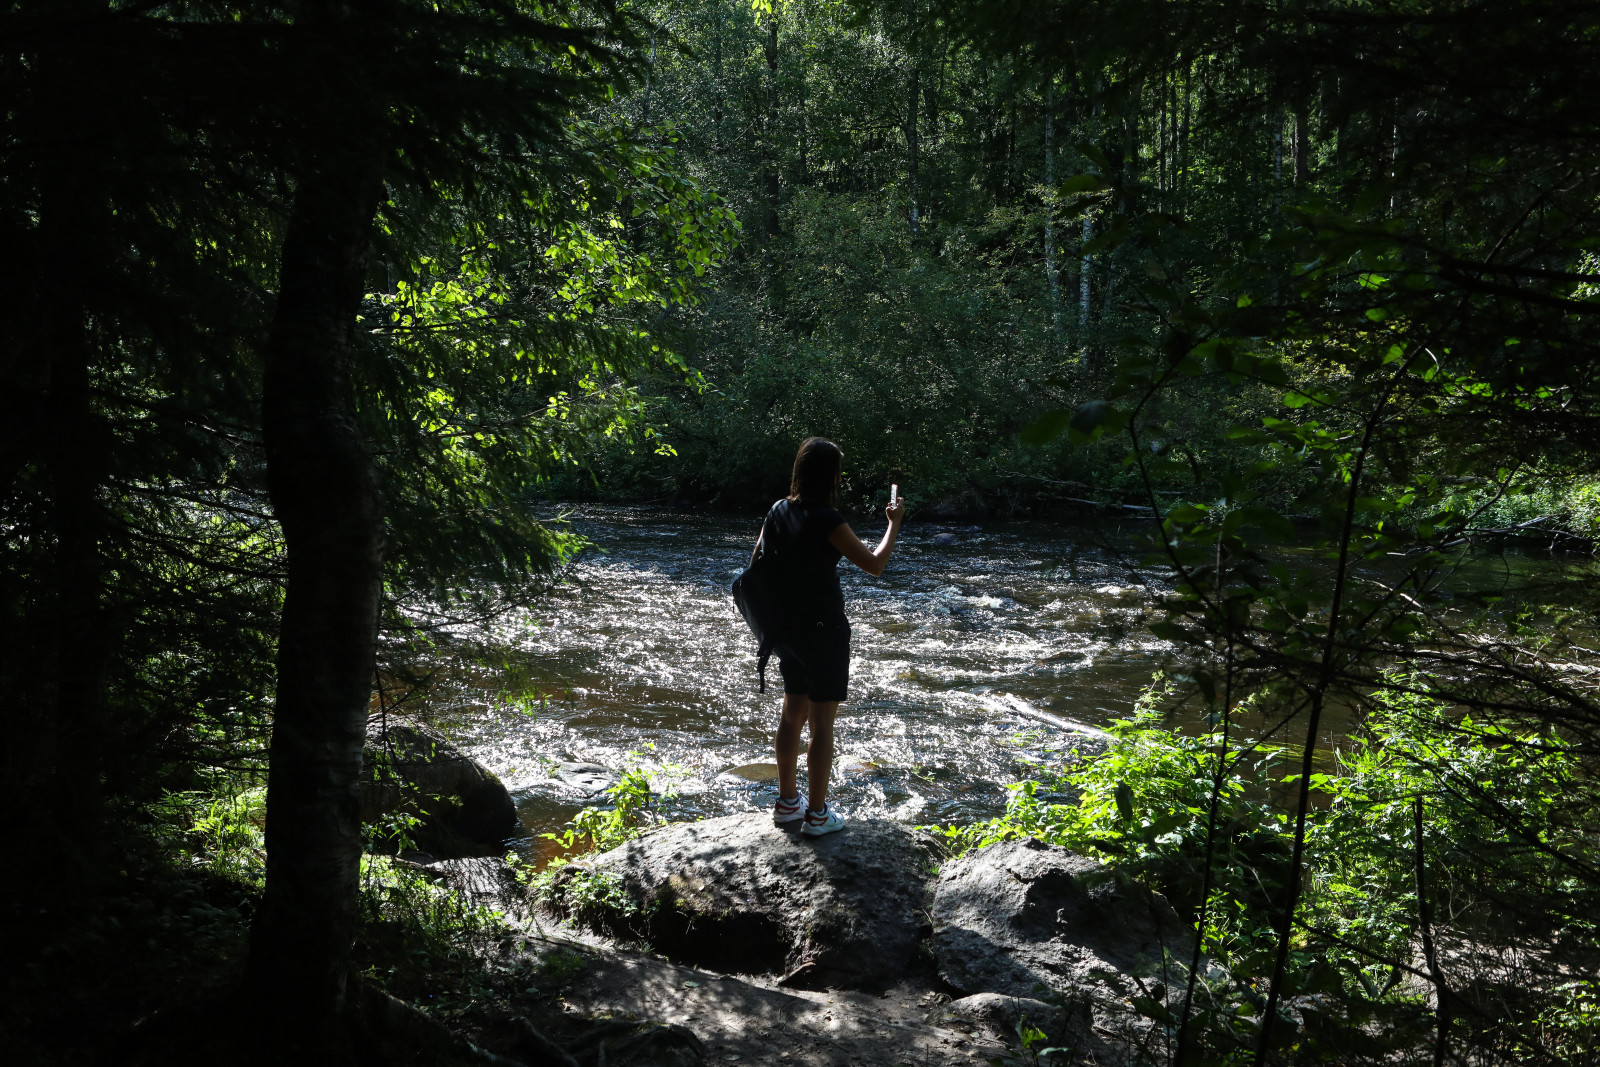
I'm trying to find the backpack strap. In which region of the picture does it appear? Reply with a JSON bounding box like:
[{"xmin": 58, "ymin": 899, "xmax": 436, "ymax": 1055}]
[{"xmin": 757, "ymin": 638, "xmax": 773, "ymax": 693}]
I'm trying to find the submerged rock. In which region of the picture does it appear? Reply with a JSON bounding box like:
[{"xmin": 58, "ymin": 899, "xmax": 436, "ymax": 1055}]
[
  {"xmin": 360, "ymin": 715, "xmax": 520, "ymax": 855},
  {"xmin": 557, "ymin": 813, "xmax": 941, "ymax": 990},
  {"xmin": 931, "ymin": 838, "xmax": 1187, "ymax": 1012},
  {"xmin": 558, "ymin": 762, "xmax": 620, "ymax": 795},
  {"xmin": 715, "ymin": 762, "xmax": 780, "ymax": 783}
]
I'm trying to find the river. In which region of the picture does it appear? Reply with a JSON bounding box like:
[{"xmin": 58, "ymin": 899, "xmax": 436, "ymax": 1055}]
[
  {"xmin": 404, "ymin": 504, "xmax": 1591, "ymax": 864},
  {"xmin": 402, "ymin": 505, "xmax": 1179, "ymax": 861}
]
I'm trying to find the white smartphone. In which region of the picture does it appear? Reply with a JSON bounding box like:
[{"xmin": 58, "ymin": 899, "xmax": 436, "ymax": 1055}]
[{"xmin": 890, "ymin": 484, "xmax": 899, "ymax": 506}]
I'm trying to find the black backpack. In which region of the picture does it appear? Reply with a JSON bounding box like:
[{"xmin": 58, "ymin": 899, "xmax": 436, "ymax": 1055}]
[{"xmin": 731, "ymin": 508, "xmax": 787, "ymax": 691}]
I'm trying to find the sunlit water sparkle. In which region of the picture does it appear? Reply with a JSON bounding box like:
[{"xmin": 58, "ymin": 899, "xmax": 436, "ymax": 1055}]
[{"xmin": 406, "ymin": 506, "xmax": 1172, "ymax": 863}]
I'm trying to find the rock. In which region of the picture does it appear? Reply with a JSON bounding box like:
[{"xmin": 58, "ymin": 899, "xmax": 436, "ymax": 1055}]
[
  {"xmin": 560, "ymin": 813, "xmax": 940, "ymax": 991},
  {"xmin": 414, "ymin": 856, "xmax": 524, "ymax": 914},
  {"xmin": 839, "ymin": 759, "xmax": 882, "ymax": 777},
  {"xmin": 933, "ymin": 992, "xmax": 1087, "ymax": 1048},
  {"xmin": 510, "ymin": 1018, "xmax": 578, "ymax": 1067},
  {"xmin": 558, "ymin": 762, "xmax": 620, "ymax": 795},
  {"xmin": 716, "ymin": 762, "xmax": 780, "ymax": 783},
  {"xmin": 561, "ymin": 1019, "xmax": 705, "ymax": 1067},
  {"xmin": 931, "ymin": 838, "xmax": 1187, "ymax": 1011},
  {"xmin": 361, "ymin": 984, "xmax": 533, "ymax": 1066},
  {"xmin": 361, "ymin": 715, "xmax": 520, "ymax": 855},
  {"xmin": 512, "ymin": 1014, "xmax": 705, "ymax": 1067}
]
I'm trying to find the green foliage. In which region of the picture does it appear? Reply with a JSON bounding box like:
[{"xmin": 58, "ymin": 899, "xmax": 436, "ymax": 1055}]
[
  {"xmin": 947, "ymin": 675, "xmax": 1600, "ymax": 1063},
  {"xmin": 939, "ymin": 675, "xmax": 1291, "ymax": 928},
  {"xmin": 533, "ymin": 866, "xmax": 643, "ymax": 926},
  {"xmin": 531, "ymin": 948, "xmax": 590, "ymax": 988},
  {"xmin": 356, "ymin": 853, "xmax": 516, "ymax": 1007},
  {"xmin": 1305, "ymin": 689, "xmax": 1600, "ymax": 967},
  {"xmin": 147, "ymin": 784, "xmax": 270, "ymax": 888},
  {"xmin": 368, "ymin": 123, "xmax": 739, "ymax": 601},
  {"xmin": 930, "ymin": 5, "xmax": 1600, "ymax": 1058},
  {"xmin": 544, "ymin": 770, "xmax": 653, "ymax": 855},
  {"xmin": 540, "ymin": 761, "xmax": 674, "ymax": 856},
  {"xmin": 525, "ymin": 753, "xmax": 681, "ymax": 921},
  {"xmin": 359, "ymin": 854, "xmax": 509, "ymax": 939},
  {"xmin": 568, "ymin": 0, "xmax": 1179, "ymax": 511},
  {"xmin": 187, "ymin": 787, "xmax": 269, "ymax": 884},
  {"xmin": 0, "ymin": 0, "xmax": 740, "ymax": 903}
]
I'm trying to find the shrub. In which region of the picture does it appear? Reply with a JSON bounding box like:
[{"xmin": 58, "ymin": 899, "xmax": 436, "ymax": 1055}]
[{"xmin": 938, "ymin": 674, "xmax": 1600, "ymax": 1063}]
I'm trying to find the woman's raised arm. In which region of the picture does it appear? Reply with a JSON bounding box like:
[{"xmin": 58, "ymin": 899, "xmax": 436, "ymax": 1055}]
[{"xmin": 828, "ymin": 496, "xmax": 905, "ymax": 577}]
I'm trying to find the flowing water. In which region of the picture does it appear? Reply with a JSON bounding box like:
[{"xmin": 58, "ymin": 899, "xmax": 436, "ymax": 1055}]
[
  {"xmin": 405, "ymin": 505, "xmax": 1592, "ymax": 864},
  {"xmin": 409, "ymin": 506, "xmax": 1174, "ymax": 861}
]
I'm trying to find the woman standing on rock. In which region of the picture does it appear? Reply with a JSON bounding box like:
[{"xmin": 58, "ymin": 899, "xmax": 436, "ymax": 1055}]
[{"xmin": 751, "ymin": 437, "xmax": 904, "ymax": 837}]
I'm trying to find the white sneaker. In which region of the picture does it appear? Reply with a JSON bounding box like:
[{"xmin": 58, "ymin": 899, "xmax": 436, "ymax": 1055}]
[
  {"xmin": 801, "ymin": 804, "xmax": 845, "ymax": 837},
  {"xmin": 774, "ymin": 793, "xmax": 807, "ymax": 825}
]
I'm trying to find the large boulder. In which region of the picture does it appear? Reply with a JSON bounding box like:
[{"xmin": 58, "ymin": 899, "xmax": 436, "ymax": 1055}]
[
  {"xmin": 360, "ymin": 715, "xmax": 520, "ymax": 855},
  {"xmin": 931, "ymin": 838, "xmax": 1188, "ymax": 1012},
  {"xmin": 932, "ymin": 992, "xmax": 1089, "ymax": 1049},
  {"xmin": 553, "ymin": 813, "xmax": 941, "ymax": 991}
]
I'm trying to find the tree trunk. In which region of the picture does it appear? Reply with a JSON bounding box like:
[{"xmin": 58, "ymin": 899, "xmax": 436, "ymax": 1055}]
[
  {"xmin": 712, "ymin": 8, "xmax": 724, "ymax": 156},
  {"xmin": 1156, "ymin": 73, "xmax": 1167, "ymax": 197},
  {"xmin": 762, "ymin": 15, "xmax": 780, "ymax": 246},
  {"xmin": 1043, "ymin": 77, "xmax": 1061, "ymax": 348},
  {"xmin": 1293, "ymin": 108, "xmax": 1309, "ymax": 185},
  {"xmin": 907, "ymin": 62, "xmax": 920, "ymax": 235},
  {"xmin": 245, "ymin": 159, "xmax": 384, "ymax": 1049},
  {"xmin": 1273, "ymin": 109, "xmax": 1284, "ymax": 213},
  {"xmin": 3, "ymin": 2, "xmax": 114, "ymax": 905},
  {"xmin": 1179, "ymin": 65, "xmax": 1192, "ymax": 211},
  {"xmin": 1080, "ymin": 213, "xmax": 1093, "ymax": 326},
  {"xmin": 42, "ymin": 192, "xmax": 109, "ymax": 865}
]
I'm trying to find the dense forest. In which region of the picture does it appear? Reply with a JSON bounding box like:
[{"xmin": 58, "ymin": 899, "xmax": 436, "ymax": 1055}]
[{"xmin": 2, "ymin": 1, "xmax": 1597, "ymax": 1065}]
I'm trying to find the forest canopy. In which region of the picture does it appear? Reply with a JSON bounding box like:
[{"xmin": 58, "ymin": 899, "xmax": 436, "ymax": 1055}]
[{"xmin": 3, "ymin": 0, "xmax": 1598, "ymax": 1065}]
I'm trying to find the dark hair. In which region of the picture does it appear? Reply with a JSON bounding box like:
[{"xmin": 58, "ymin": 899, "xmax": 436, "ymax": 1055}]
[{"xmin": 788, "ymin": 437, "xmax": 842, "ymax": 506}]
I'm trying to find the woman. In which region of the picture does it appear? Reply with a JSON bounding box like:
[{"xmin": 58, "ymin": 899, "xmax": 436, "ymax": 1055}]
[{"xmin": 751, "ymin": 437, "xmax": 905, "ymax": 837}]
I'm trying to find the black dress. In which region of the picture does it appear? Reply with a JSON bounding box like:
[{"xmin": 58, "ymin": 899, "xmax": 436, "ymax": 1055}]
[{"xmin": 762, "ymin": 498, "xmax": 851, "ymax": 702}]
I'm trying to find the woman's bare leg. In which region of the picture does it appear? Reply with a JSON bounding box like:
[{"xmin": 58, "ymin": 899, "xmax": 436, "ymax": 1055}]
[
  {"xmin": 806, "ymin": 701, "xmax": 839, "ymax": 810},
  {"xmin": 776, "ymin": 693, "xmax": 811, "ymax": 800}
]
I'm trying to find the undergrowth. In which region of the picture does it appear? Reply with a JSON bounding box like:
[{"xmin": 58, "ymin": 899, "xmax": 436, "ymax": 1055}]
[
  {"xmin": 938, "ymin": 673, "xmax": 1600, "ymax": 1064},
  {"xmin": 521, "ymin": 752, "xmax": 679, "ymax": 920}
]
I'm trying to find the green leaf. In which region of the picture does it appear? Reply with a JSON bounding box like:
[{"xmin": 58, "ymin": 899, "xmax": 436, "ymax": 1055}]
[
  {"xmin": 1130, "ymin": 996, "xmax": 1174, "ymax": 1022},
  {"xmin": 1166, "ymin": 502, "xmax": 1208, "ymax": 523},
  {"xmin": 1239, "ymin": 506, "xmax": 1297, "ymax": 540},
  {"xmin": 1149, "ymin": 620, "xmax": 1189, "ymax": 642},
  {"xmin": 1058, "ymin": 173, "xmax": 1108, "ymax": 194},
  {"xmin": 1194, "ymin": 337, "xmax": 1235, "ymax": 372},
  {"xmin": 1074, "ymin": 143, "xmax": 1111, "ymax": 171},
  {"xmin": 1067, "ymin": 399, "xmax": 1110, "ymax": 440},
  {"xmin": 1115, "ymin": 782, "xmax": 1135, "ymax": 822},
  {"xmin": 1021, "ymin": 408, "xmax": 1074, "ymax": 446}
]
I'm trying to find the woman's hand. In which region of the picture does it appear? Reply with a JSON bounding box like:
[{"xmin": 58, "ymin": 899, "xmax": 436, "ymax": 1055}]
[{"xmin": 832, "ymin": 488, "xmax": 906, "ymax": 577}]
